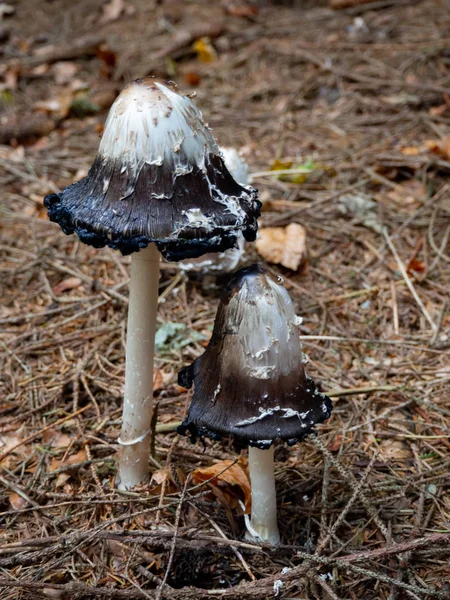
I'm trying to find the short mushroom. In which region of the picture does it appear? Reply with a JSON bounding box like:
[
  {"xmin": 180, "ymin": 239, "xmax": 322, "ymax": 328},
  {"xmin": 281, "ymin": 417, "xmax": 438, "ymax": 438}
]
[
  {"xmin": 178, "ymin": 264, "xmax": 332, "ymax": 544},
  {"xmin": 44, "ymin": 77, "xmax": 260, "ymax": 490}
]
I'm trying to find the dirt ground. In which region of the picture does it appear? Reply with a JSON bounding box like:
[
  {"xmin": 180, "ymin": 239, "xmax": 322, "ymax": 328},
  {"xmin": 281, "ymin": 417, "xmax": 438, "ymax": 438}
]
[{"xmin": 1, "ymin": 0, "xmax": 450, "ymax": 598}]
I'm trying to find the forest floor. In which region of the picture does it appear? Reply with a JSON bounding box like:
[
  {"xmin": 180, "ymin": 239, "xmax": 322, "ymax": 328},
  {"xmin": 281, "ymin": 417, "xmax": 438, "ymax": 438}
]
[{"xmin": 1, "ymin": 0, "xmax": 450, "ymax": 598}]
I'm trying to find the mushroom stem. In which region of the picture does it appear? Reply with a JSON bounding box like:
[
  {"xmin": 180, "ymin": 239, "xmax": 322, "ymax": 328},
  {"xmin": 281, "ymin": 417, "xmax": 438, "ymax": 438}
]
[
  {"xmin": 117, "ymin": 243, "xmax": 160, "ymax": 490},
  {"xmin": 247, "ymin": 445, "xmax": 280, "ymax": 545}
]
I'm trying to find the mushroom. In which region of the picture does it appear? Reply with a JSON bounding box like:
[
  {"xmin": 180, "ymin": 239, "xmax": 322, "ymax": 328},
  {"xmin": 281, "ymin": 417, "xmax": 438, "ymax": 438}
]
[
  {"xmin": 177, "ymin": 264, "xmax": 332, "ymax": 544},
  {"xmin": 179, "ymin": 147, "xmax": 250, "ymax": 276},
  {"xmin": 44, "ymin": 77, "xmax": 261, "ymax": 490}
]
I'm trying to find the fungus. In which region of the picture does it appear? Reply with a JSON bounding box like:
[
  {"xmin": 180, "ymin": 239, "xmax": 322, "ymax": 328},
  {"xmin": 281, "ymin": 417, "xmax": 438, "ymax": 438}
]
[
  {"xmin": 44, "ymin": 78, "xmax": 260, "ymax": 489},
  {"xmin": 178, "ymin": 265, "xmax": 332, "ymax": 544},
  {"xmin": 179, "ymin": 147, "xmax": 250, "ymax": 276}
]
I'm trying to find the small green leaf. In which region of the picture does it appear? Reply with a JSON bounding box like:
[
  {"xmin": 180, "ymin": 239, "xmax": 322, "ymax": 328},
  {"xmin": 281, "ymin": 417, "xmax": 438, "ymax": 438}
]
[{"xmin": 155, "ymin": 322, "xmax": 207, "ymax": 353}]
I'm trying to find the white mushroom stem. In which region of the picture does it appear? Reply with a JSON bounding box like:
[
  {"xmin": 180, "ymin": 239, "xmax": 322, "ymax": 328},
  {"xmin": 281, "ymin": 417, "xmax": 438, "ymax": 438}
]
[
  {"xmin": 247, "ymin": 445, "xmax": 280, "ymax": 545},
  {"xmin": 117, "ymin": 243, "xmax": 160, "ymax": 490}
]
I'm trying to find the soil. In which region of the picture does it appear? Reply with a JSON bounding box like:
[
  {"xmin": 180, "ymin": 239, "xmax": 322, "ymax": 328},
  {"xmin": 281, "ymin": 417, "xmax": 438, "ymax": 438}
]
[{"xmin": 1, "ymin": 0, "xmax": 450, "ymax": 598}]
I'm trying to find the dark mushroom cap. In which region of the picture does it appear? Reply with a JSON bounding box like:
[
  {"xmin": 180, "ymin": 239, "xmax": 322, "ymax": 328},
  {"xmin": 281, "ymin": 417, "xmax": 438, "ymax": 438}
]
[
  {"xmin": 178, "ymin": 265, "xmax": 332, "ymax": 448},
  {"xmin": 44, "ymin": 78, "xmax": 260, "ymax": 260}
]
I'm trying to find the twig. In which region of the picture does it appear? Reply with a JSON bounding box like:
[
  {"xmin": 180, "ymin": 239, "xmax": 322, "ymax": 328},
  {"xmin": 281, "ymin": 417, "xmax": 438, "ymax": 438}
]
[
  {"xmin": 391, "ymin": 280, "xmax": 399, "ymax": 335},
  {"xmin": 312, "ymin": 573, "xmax": 339, "ymax": 600},
  {"xmin": 315, "ymin": 452, "xmax": 379, "ymax": 554},
  {"xmin": 156, "ymin": 477, "xmax": 190, "ymax": 600},
  {"xmin": 383, "ymin": 228, "xmax": 436, "ymax": 331},
  {"xmin": 0, "ymin": 474, "xmax": 40, "ymax": 508},
  {"xmin": 311, "ymin": 437, "xmax": 392, "ymax": 543},
  {"xmin": 430, "ymin": 300, "xmax": 448, "ymax": 346},
  {"xmin": 192, "ymin": 502, "xmax": 256, "ymax": 581}
]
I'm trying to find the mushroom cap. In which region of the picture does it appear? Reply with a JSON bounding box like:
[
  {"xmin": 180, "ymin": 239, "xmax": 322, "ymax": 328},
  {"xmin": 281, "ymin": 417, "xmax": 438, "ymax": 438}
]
[
  {"xmin": 178, "ymin": 265, "xmax": 332, "ymax": 448},
  {"xmin": 44, "ymin": 78, "xmax": 260, "ymax": 260},
  {"xmin": 179, "ymin": 147, "xmax": 249, "ymax": 274}
]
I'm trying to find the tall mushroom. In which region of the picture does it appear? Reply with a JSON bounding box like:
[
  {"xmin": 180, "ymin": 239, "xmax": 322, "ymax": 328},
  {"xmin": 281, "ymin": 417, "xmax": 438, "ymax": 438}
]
[
  {"xmin": 178, "ymin": 265, "xmax": 332, "ymax": 544},
  {"xmin": 44, "ymin": 77, "xmax": 260, "ymax": 489}
]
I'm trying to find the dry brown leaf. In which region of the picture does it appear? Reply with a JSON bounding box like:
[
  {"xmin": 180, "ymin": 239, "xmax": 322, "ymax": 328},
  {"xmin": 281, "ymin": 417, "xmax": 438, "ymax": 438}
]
[
  {"xmin": 52, "ymin": 61, "xmax": 79, "ymax": 85},
  {"xmin": 0, "ymin": 145, "xmax": 25, "ymax": 162},
  {"xmin": 378, "ymin": 440, "xmax": 411, "ymax": 462},
  {"xmin": 255, "ymin": 222, "xmax": 307, "ymax": 271},
  {"xmin": 153, "ymin": 369, "xmax": 164, "ymax": 391},
  {"xmin": 192, "ymin": 457, "xmax": 251, "ymax": 512},
  {"xmin": 151, "ymin": 468, "xmax": 170, "ymax": 486},
  {"xmin": 385, "ymin": 180, "xmax": 426, "ymax": 206},
  {"xmin": 50, "ymin": 448, "xmax": 87, "ymax": 472},
  {"xmin": 425, "ymin": 135, "xmax": 450, "ymax": 160},
  {"xmin": 52, "ymin": 277, "xmax": 82, "ymax": 295},
  {"xmin": 328, "ymin": 434, "xmax": 343, "ymax": 452},
  {"xmin": 41, "ymin": 428, "xmax": 73, "ymax": 448},
  {"xmin": 0, "ymin": 428, "xmax": 29, "ymax": 465},
  {"xmin": 407, "ymin": 258, "xmax": 426, "ymax": 276},
  {"xmin": 34, "ymin": 87, "xmax": 74, "ymax": 119},
  {"xmin": 9, "ymin": 492, "xmax": 28, "ymax": 510},
  {"xmin": 429, "ymin": 104, "xmax": 448, "ymax": 117},
  {"xmin": 150, "ymin": 468, "xmax": 171, "ymax": 493},
  {"xmin": 183, "ymin": 71, "xmax": 201, "ymax": 87},
  {"xmin": 400, "ymin": 146, "xmax": 420, "ymax": 156},
  {"xmin": 100, "ymin": 0, "xmax": 125, "ymax": 24},
  {"xmin": 223, "ymin": 2, "xmax": 259, "ymax": 18},
  {"xmin": 54, "ymin": 473, "xmax": 71, "ymax": 489},
  {"xmin": 150, "ymin": 467, "xmax": 184, "ymax": 494}
]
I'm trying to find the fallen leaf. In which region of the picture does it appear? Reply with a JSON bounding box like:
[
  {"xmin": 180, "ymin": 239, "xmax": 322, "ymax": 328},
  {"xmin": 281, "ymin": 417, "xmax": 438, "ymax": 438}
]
[
  {"xmin": 54, "ymin": 473, "xmax": 71, "ymax": 489},
  {"xmin": 328, "ymin": 434, "xmax": 343, "ymax": 452},
  {"xmin": 386, "ymin": 180, "xmax": 426, "ymax": 206},
  {"xmin": 378, "ymin": 440, "xmax": 410, "ymax": 462},
  {"xmin": 407, "ymin": 258, "xmax": 426, "ymax": 275},
  {"xmin": 151, "ymin": 468, "xmax": 170, "ymax": 487},
  {"xmin": 425, "ymin": 136, "xmax": 450, "ymax": 160},
  {"xmin": 256, "ymin": 223, "xmax": 307, "ymax": 271},
  {"xmin": 192, "ymin": 37, "xmax": 217, "ymax": 63},
  {"xmin": 52, "ymin": 277, "xmax": 82, "ymax": 295},
  {"xmin": 153, "ymin": 369, "xmax": 163, "ymax": 391},
  {"xmin": 34, "ymin": 87, "xmax": 74, "ymax": 119},
  {"xmin": 429, "ymin": 104, "xmax": 448, "ymax": 117},
  {"xmin": 270, "ymin": 158, "xmax": 318, "ymax": 184},
  {"xmin": 0, "ymin": 428, "xmax": 29, "ymax": 466},
  {"xmin": 183, "ymin": 71, "xmax": 201, "ymax": 86},
  {"xmin": 400, "ymin": 146, "xmax": 420, "ymax": 156},
  {"xmin": 192, "ymin": 457, "xmax": 251, "ymax": 512},
  {"xmin": 96, "ymin": 44, "xmax": 117, "ymax": 79},
  {"xmin": 41, "ymin": 428, "xmax": 73, "ymax": 448},
  {"xmin": 52, "ymin": 62, "xmax": 79, "ymax": 85},
  {"xmin": 0, "ymin": 145, "xmax": 25, "ymax": 162},
  {"xmin": 9, "ymin": 492, "xmax": 28, "ymax": 510},
  {"xmin": 0, "ymin": 66, "xmax": 18, "ymax": 91},
  {"xmin": 50, "ymin": 448, "xmax": 87, "ymax": 472},
  {"xmin": 100, "ymin": 0, "xmax": 125, "ymax": 24},
  {"xmin": 223, "ymin": 3, "xmax": 258, "ymax": 17}
]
